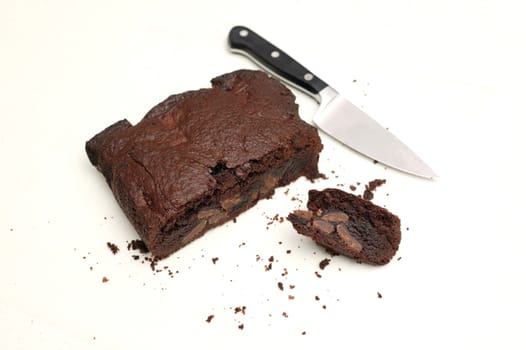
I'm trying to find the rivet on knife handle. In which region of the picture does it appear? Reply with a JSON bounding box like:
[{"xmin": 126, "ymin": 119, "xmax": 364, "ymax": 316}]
[{"xmin": 228, "ymin": 25, "xmax": 328, "ymax": 98}]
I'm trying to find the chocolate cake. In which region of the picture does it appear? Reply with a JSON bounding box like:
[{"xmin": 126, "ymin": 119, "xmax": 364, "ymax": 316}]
[
  {"xmin": 288, "ymin": 189, "xmax": 400, "ymax": 265},
  {"xmin": 86, "ymin": 70, "xmax": 322, "ymax": 258}
]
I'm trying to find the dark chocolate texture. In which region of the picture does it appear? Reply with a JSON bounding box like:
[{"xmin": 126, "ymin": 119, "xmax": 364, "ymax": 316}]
[
  {"xmin": 86, "ymin": 70, "xmax": 322, "ymax": 258},
  {"xmin": 288, "ymin": 189, "xmax": 400, "ymax": 265}
]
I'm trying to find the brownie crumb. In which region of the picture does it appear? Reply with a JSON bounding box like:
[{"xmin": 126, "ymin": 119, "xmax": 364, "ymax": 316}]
[
  {"xmin": 264, "ymin": 263, "xmax": 272, "ymax": 271},
  {"xmin": 268, "ymin": 256, "xmax": 275, "ymax": 262},
  {"xmin": 233, "ymin": 218, "xmax": 237, "ymax": 223},
  {"xmin": 289, "ymin": 284, "xmax": 295, "ymax": 289},
  {"xmin": 212, "ymin": 257, "xmax": 219, "ymax": 264},
  {"xmin": 363, "ymin": 179, "xmax": 387, "ymax": 201},
  {"xmin": 349, "ymin": 185, "xmax": 357, "ymax": 191},
  {"xmin": 267, "ymin": 214, "xmax": 279, "ymax": 226},
  {"xmin": 127, "ymin": 239, "xmax": 149, "ymax": 254},
  {"xmin": 234, "ymin": 306, "xmax": 247, "ymax": 315},
  {"xmin": 206, "ymin": 315, "xmax": 214, "ymax": 323},
  {"xmin": 102, "ymin": 277, "xmax": 109, "ymax": 283},
  {"xmin": 397, "ymin": 256, "xmax": 402, "ymax": 261},
  {"xmin": 144, "ymin": 256, "xmax": 160, "ymax": 271},
  {"xmin": 282, "ymin": 312, "xmax": 289, "ymax": 318},
  {"xmin": 377, "ymin": 292, "xmax": 383, "ymax": 299},
  {"xmin": 288, "ymin": 295, "xmax": 295, "ymax": 300},
  {"xmin": 277, "ymin": 282, "xmax": 284, "ymax": 291},
  {"xmin": 131, "ymin": 255, "xmax": 140, "ymax": 260},
  {"xmin": 106, "ymin": 242, "xmax": 119, "ymax": 254},
  {"xmin": 314, "ymin": 271, "xmax": 322, "ymax": 278},
  {"xmin": 406, "ymin": 227, "xmax": 410, "ymax": 231},
  {"xmin": 238, "ymin": 324, "xmax": 244, "ymax": 330},
  {"xmin": 286, "ymin": 249, "xmax": 291, "ymax": 254},
  {"xmin": 363, "ymin": 190, "xmax": 374, "ymax": 200},
  {"xmin": 281, "ymin": 268, "xmax": 288, "ymax": 276},
  {"xmin": 315, "ymin": 295, "xmax": 320, "ymax": 301},
  {"xmin": 302, "ymin": 331, "xmax": 306, "ymax": 335},
  {"xmin": 319, "ymin": 258, "xmax": 331, "ymax": 270},
  {"xmin": 322, "ymin": 305, "xmax": 327, "ymax": 309}
]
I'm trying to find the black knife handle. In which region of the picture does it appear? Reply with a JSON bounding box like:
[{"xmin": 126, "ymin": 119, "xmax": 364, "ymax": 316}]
[{"xmin": 228, "ymin": 25, "xmax": 328, "ymax": 97}]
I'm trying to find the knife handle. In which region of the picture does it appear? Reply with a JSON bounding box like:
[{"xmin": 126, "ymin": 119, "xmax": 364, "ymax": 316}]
[{"xmin": 228, "ymin": 26, "xmax": 328, "ymax": 98}]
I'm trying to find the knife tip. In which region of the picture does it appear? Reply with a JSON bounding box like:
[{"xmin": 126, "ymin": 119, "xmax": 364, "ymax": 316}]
[
  {"xmin": 417, "ymin": 169, "xmax": 439, "ymax": 180},
  {"xmin": 395, "ymin": 164, "xmax": 438, "ymax": 180}
]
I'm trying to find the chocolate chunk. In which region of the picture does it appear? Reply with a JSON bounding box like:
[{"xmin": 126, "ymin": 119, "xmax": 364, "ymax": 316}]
[
  {"xmin": 197, "ymin": 208, "xmax": 223, "ymax": 219},
  {"xmin": 321, "ymin": 211, "xmax": 349, "ymax": 223},
  {"xmin": 336, "ymin": 224, "xmax": 363, "ymax": 253},
  {"xmin": 312, "ymin": 219, "xmax": 334, "ymax": 235}
]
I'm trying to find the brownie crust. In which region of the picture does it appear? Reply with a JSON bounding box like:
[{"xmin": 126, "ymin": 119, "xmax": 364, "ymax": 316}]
[
  {"xmin": 86, "ymin": 70, "xmax": 322, "ymax": 257},
  {"xmin": 288, "ymin": 189, "xmax": 401, "ymax": 265}
]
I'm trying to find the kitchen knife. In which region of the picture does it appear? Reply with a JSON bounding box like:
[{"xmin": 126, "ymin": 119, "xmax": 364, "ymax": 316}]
[{"xmin": 228, "ymin": 25, "xmax": 437, "ymax": 179}]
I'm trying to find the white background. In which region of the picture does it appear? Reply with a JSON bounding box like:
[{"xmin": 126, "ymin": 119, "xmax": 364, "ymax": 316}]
[{"xmin": 1, "ymin": 0, "xmax": 525, "ymax": 349}]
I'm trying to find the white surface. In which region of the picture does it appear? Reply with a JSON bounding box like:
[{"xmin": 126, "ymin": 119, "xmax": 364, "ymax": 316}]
[{"xmin": 1, "ymin": 1, "xmax": 525, "ymax": 349}]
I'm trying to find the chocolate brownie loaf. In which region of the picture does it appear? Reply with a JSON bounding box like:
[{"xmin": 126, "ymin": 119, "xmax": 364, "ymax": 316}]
[
  {"xmin": 288, "ymin": 189, "xmax": 400, "ymax": 265},
  {"xmin": 86, "ymin": 70, "xmax": 322, "ymax": 258}
]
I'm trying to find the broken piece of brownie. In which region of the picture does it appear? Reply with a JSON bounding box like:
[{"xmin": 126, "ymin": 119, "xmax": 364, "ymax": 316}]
[
  {"xmin": 287, "ymin": 188, "xmax": 401, "ymax": 265},
  {"xmin": 86, "ymin": 70, "xmax": 322, "ymax": 258}
]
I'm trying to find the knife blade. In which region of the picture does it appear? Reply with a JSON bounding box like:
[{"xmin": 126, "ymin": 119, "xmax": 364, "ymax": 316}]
[{"xmin": 228, "ymin": 25, "xmax": 437, "ymax": 179}]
